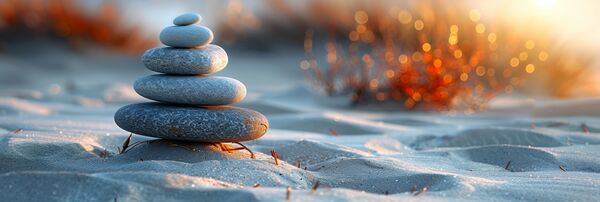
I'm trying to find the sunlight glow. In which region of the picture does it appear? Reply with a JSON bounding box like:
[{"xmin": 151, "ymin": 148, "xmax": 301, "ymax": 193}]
[{"xmin": 536, "ymin": 0, "xmax": 556, "ymax": 10}]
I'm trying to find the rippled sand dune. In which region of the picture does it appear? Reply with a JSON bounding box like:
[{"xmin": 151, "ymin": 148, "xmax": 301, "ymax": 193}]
[{"xmin": 1, "ymin": 84, "xmax": 600, "ymax": 201}]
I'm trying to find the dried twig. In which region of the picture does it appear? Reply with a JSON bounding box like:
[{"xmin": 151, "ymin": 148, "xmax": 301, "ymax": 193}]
[
  {"xmin": 12, "ymin": 128, "xmax": 23, "ymax": 134},
  {"xmin": 271, "ymin": 149, "xmax": 279, "ymax": 165},
  {"xmin": 311, "ymin": 181, "xmax": 320, "ymax": 194},
  {"xmin": 413, "ymin": 186, "xmax": 428, "ymax": 196},
  {"xmin": 253, "ymin": 183, "xmax": 261, "ymax": 188},
  {"xmin": 559, "ymin": 165, "xmax": 567, "ymax": 172},
  {"xmin": 504, "ymin": 160, "xmax": 512, "ymax": 171},
  {"xmin": 286, "ymin": 186, "xmax": 291, "ymax": 200},
  {"xmin": 118, "ymin": 133, "xmax": 132, "ymax": 154},
  {"xmin": 296, "ymin": 160, "xmax": 302, "ymax": 168},
  {"xmin": 232, "ymin": 142, "xmax": 255, "ymax": 159}
]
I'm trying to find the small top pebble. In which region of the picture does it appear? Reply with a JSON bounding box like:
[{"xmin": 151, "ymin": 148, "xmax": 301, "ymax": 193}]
[
  {"xmin": 173, "ymin": 13, "xmax": 202, "ymax": 26},
  {"xmin": 159, "ymin": 25, "xmax": 213, "ymax": 48}
]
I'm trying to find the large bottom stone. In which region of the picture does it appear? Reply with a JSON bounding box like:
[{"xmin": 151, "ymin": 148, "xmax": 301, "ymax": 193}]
[{"xmin": 114, "ymin": 102, "xmax": 268, "ymax": 142}]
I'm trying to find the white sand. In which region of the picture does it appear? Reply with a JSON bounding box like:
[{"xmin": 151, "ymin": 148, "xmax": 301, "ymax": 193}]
[{"xmin": 1, "ymin": 45, "xmax": 600, "ymax": 201}]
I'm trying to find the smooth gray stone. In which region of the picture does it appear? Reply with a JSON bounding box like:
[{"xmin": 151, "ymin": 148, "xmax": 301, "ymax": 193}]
[
  {"xmin": 160, "ymin": 25, "xmax": 213, "ymax": 48},
  {"xmin": 142, "ymin": 45, "xmax": 228, "ymax": 75},
  {"xmin": 134, "ymin": 74, "xmax": 246, "ymax": 105},
  {"xmin": 114, "ymin": 102, "xmax": 268, "ymax": 142},
  {"xmin": 173, "ymin": 13, "xmax": 202, "ymax": 26}
]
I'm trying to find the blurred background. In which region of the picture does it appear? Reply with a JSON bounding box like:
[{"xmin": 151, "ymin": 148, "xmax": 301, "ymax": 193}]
[{"xmin": 0, "ymin": 0, "xmax": 599, "ymax": 111}]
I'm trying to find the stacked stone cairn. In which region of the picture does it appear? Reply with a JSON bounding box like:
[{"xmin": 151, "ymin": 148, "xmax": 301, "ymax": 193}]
[{"xmin": 115, "ymin": 13, "xmax": 268, "ymax": 144}]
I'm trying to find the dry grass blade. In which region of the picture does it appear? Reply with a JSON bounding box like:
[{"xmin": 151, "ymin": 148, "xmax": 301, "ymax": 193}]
[
  {"xmin": 581, "ymin": 123, "xmax": 590, "ymax": 133},
  {"xmin": 504, "ymin": 160, "xmax": 512, "ymax": 171},
  {"xmin": 119, "ymin": 133, "xmax": 132, "ymax": 154},
  {"xmin": 224, "ymin": 147, "xmax": 246, "ymax": 151},
  {"xmin": 100, "ymin": 148, "xmax": 109, "ymax": 158},
  {"xmin": 311, "ymin": 181, "xmax": 320, "ymax": 194},
  {"xmin": 286, "ymin": 186, "xmax": 291, "ymax": 200},
  {"xmin": 218, "ymin": 143, "xmax": 233, "ymax": 153},
  {"xmin": 119, "ymin": 139, "xmax": 156, "ymax": 154},
  {"xmin": 559, "ymin": 165, "xmax": 566, "ymax": 172},
  {"xmin": 168, "ymin": 142, "xmax": 200, "ymax": 152},
  {"xmin": 271, "ymin": 149, "xmax": 279, "ymax": 165},
  {"xmin": 253, "ymin": 183, "xmax": 261, "ymax": 188},
  {"xmin": 232, "ymin": 142, "xmax": 255, "ymax": 159},
  {"xmin": 329, "ymin": 129, "xmax": 338, "ymax": 135},
  {"xmin": 12, "ymin": 128, "xmax": 23, "ymax": 134},
  {"xmin": 217, "ymin": 143, "xmax": 226, "ymax": 151},
  {"xmin": 413, "ymin": 186, "xmax": 428, "ymax": 196},
  {"xmin": 547, "ymin": 122, "xmax": 565, "ymax": 127}
]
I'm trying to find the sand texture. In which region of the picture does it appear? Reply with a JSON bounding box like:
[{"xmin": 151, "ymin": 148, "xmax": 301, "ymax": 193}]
[{"xmin": 0, "ymin": 46, "xmax": 599, "ymax": 201}]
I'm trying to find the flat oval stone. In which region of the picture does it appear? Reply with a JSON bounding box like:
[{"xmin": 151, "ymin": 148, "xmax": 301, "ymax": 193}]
[
  {"xmin": 160, "ymin": 25, "xmax": 213, "ymax": 48},
  {"xmin": 142, "ymin": 45, "xmax": 228, "ymax": 75},
  {"xmin": 173, "ymin": 13, "xmax": 202, "ymax": 26},
  {"xmin": 134, "ymin": 75, "xmax": 246, "ymax": 105},
  {"xmin": 114, "ymin": 102, "xmax": 268, "ymax": 142}
]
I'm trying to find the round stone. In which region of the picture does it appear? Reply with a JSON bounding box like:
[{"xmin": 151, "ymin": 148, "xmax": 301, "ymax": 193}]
[
  {"xmin": 159, "ymin": 25, "xmax": 213, "ymax": 48},
  {"xmin": 142, "ymin": 45, "xmax": 227, "ymax": 75},
  {"xmin": 114, "ymin": 102, "xmax": 268, "ymax": 142},
  {"xmin": 134, "ymin": 74, "xmax": 246, "ymax": 105},
  {"xmin": 173, "ymin": 13, "xmax": 202, "ymax": 26}
]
